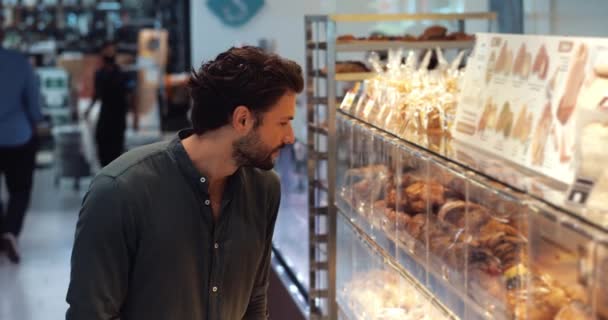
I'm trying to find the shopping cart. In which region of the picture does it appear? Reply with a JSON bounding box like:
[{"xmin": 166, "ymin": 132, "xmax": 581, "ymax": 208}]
[{"xmin": 52, "ymin": 125, "xmax": 91, "ymax": 190}]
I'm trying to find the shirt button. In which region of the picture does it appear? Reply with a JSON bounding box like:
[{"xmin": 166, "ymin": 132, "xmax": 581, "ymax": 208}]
[
  {"xmin": 214, "ymin": 243, "xmax": 219, "ymax": 249},
  {"xmin": 212, "ymin": 286, "xmax": 218, "ymax": 293},
  {"xmin": 204, "ymin": 200, "xmax": 210, "ymax": 206},
  {"xmin": 200, "ymin": 177, "xmax": 206, "ymax": 183}
]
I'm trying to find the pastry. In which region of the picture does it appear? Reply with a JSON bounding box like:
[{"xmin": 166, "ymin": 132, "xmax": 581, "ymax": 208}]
[
  {"xmin": 327, "ymin": 61, "xmax": 370, "ymax": 73},
  {"xmin": 419, "ymin": 25, "xmax": 447, "ymax": 41},
  {"xmin": 406, "ymin": 213, "xmax": 427, "ymax": 239},
  {"xmin": 445, "ymin": 31, "xmax": 474, "ymax": 41},
  {"xmin": 557, "ymin": 43, "xmax": 588, "ymax": 125},
  {"xmin": 405, "ymin": 181, "xmax": 446, "ymax": 212},
  {"xmin": 337, "ymin": 34, "xmax": 356, "ymax": 41},
  {"xmin": 554, "ymin": 301, "xmax": 594, "ymax": 320},
  {"xmin": 368, "ymin": 33, "xmax": 389, "ymax": 41},
  {"xmin": 402, "ymin": 34, "xmax": 417, "ymax": 41}
]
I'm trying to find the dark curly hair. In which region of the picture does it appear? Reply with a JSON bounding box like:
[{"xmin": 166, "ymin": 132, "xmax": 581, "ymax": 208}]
[{"xmin": 188, "ymin": 46, "xmax": 303, "ymax": 134}]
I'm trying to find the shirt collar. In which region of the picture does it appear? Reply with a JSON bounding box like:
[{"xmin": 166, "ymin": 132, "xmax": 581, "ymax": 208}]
[{"xmin": 168, "ymin": 129, "xmax": 241, "ymax": 198}]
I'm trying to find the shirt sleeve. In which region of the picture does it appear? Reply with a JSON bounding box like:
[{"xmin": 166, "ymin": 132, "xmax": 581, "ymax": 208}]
[
  {"xmin": 243, "ymin": 174, "xmax": 281, "ymax": 320},
  {"xmin": 22, "ymin": 59, "xmax": 43, "ymax": 125},
  {"xmin": 66, "ymin": 175, "xmax": 137, "ymax": 320}
]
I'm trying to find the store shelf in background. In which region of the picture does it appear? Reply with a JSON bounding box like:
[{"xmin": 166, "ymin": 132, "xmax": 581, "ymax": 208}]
[
  {"xmin": 329, "ymin": 12, "xmax": 497, "ymax": 22},
  {"xmin": 309, "ymin": 96, "xmax": 344, "ymax": 105},
  {"xmin": 337, "ymin": 205, "xmax": 492, "ymax": 320},
  {"xmin": 310, "ymin": 70, "xmax": 375, "ymax": 82},
  {"xmin": 308, "ymin": 122, "xmax": 328, "ymax": 135},
  {"xmin": 335, "ymin": 72, "xmax": 376, "ymax": 82},
  {"xmin": 307, "ymin": 40, "xmax": 474, "ymax": 52}
]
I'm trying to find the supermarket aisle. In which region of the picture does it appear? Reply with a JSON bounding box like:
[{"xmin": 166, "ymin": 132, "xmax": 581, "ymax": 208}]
[{"xmin": 0, "ymin": 169, "xmax": 88, "ymax": 320}]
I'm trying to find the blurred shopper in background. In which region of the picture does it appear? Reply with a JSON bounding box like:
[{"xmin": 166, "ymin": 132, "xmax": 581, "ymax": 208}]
[
  {"xmin": 0, "ymin": 26, "xmax": 44, "ymax": 264},
  {"xmin": 85, "ymin": 41, "xmax": 137, "ymax": 167}
]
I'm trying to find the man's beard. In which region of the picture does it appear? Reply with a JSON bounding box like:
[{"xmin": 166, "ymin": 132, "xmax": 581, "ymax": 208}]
[{"xmin": 232, "ymin": 130, "xmax": 283, "ymax": 171}]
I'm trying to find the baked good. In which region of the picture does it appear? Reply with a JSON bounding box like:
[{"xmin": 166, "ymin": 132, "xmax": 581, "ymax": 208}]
[
  {"xmin": 445, "ymin": 31, "xmax": 474, "ymax": 41},
  {"xmin": 337, "ymin": 34, "xmax": 356, "ymax": 41},
  {"xmin": 405, "ymin": 181, "xmax": 446, "ymax": 212},
  {"xmin": 402, "ymin": 34, "xmax": 417, "ymax": 41},
  {"xmin": 419, "ymin": 25, "xmax": 447, "ymax": 41},
  {"xmin": 322, "ymin": 61, "xmax": 370, "ymax": 74},
  {"xmin": 368, "ymin": 33, "xmax": 389, "ymax": 41}
]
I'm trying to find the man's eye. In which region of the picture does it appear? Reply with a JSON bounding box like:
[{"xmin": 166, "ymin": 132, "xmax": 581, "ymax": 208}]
[{"xmin": 280, "ymin": 122, "xmax": 288, "ymax": 127}]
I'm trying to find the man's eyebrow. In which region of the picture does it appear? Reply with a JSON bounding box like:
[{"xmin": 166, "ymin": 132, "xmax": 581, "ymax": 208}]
[{"xmin": 281, "ymin": 116, "xmax": 294, "ymax": 121}]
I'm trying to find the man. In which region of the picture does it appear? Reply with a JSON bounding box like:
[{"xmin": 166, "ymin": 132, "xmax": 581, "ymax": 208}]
[
  {"xmin": 0, "ymin": 23, "xmax": 44, "ymax": 264},
  {"xmin": 66, "ymin": 46, "xmax": 303, "ymax": 319},
  {"xmin": 85, "ymin": 41, "xmax": 137, "ymax": 167}
]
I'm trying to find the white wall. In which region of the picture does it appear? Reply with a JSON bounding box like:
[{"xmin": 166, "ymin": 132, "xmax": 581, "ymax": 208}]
[
  {"xmin": 525, "ymin": 0, "xmax": 608, "ymax": 37},
  {"xmin": 190, "ymin": 0, "xmax": 332, "ymax": 68}
]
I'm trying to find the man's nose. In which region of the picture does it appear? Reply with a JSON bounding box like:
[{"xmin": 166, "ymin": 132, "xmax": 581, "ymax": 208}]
[{"xmin": 284, "ymin": 126, "xmax": 295, "ymax": 145}]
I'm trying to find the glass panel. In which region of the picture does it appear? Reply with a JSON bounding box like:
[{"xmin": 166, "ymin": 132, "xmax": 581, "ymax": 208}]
[
  {"xmin": 336, "ymin": 213, "xmax": 452, "ymax": 320},
  {"xmin": 394, "ymin": 144, "xmax": 430, "ymax": 285},
  {"xmin": 425, "ymin": 158, "xmax": 469, "ymax": 316},
  {"xmin": 527, "ymin": 208, "xmax": 596, "ymax": 320},
  {"xmin": 465, "ymin": 178, "xmax": 530, "ymax": 319}
]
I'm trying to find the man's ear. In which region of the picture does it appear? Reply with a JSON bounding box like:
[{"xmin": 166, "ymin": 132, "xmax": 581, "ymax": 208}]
[{"xmin": 232, "ymin": 105, "xmax": 254, "ymax": 133}]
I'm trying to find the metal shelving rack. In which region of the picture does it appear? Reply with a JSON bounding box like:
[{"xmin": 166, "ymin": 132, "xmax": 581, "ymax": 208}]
[{"xmin": 304, "ymin": 12, "xmax": 497, "ymax": 320}]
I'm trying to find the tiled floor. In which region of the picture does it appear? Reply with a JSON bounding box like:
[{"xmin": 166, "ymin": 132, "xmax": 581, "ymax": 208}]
[{"xmin": 0, "ymin": 169, "xmax": 90, "ymax": 320}]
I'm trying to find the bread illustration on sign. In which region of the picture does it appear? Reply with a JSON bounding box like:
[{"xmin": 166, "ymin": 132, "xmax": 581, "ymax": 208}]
[
  {"xmin": 557, "ymin": 43, "xmax": 588, "ymax": 125},
  {"xmin": 496, "ymin": 102, "xmax": 514, "ymax": 137},
  {"xmin": 531, "ymin": 103, "xmax": 553, "ymax": 166},
  {"xmin": 512, "ymin": 105, "xmax": 533, "ymax": 143},
  {"xmin": 478, "ymin": 97, "xmax": 497, "ymax": 133},
  {"xmin": 532, "ymin": 44, "xmax": 550, "ymax": 80}
]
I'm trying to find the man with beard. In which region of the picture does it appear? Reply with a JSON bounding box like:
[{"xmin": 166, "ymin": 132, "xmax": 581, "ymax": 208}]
[{"xmin": 66, "ymin": 46, "xmax": 303, "ymax": 320}]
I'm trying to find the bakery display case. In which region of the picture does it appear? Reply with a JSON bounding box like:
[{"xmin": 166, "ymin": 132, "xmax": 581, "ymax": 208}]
[
  {"xmin": 305, "ymin": 13, "xmax": 497, "ymax": 319},
  {"xmin": 335, "ymin": 114, "xmax": 605, "ymax": 320}
]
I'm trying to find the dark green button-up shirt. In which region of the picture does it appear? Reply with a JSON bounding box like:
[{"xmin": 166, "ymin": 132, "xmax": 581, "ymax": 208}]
[{"xmin": 66, "ymin": 130, "xmax": 281, "ymax": 320}]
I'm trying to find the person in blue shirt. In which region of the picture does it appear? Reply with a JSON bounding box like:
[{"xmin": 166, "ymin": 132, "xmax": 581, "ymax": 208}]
[{"xmin": 0, "ymin": 27, "xmax": 44, "ymax": 264}]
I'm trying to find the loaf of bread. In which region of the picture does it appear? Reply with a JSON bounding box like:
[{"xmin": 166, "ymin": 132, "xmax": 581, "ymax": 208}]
[{"xmin": 419, "ymin": 25, "xmax": 447, "ymax": 40}]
